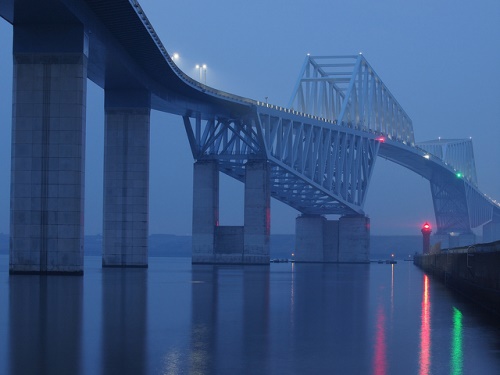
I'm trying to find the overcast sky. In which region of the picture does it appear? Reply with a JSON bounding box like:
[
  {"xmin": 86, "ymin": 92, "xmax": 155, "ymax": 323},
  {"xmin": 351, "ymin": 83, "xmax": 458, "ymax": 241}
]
[{"xmin": 0, "ymin": 0, "xmax": 499, "ymax": 236}]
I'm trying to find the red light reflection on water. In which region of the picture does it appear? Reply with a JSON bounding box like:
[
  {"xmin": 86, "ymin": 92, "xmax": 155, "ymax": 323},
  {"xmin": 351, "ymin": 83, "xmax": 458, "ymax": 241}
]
[
  {"xmin": 373, "ymin": 305, "xmax": 387, "ymax": 375},
  {"xmin": 419, "ymin": 274, "xmax": 431, "ymax": 375}
]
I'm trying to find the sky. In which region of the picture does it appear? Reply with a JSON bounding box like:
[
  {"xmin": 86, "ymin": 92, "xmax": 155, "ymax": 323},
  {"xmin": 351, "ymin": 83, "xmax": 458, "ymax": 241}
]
[{"xmin": 0, "ymin": 0, "xmax": 499, "ymax": 236}]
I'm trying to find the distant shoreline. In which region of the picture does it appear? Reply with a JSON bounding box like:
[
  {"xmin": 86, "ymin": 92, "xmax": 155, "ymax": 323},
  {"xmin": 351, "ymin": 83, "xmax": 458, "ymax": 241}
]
[{"xmin": 0, "ymin": 233, "xmax": 430, "ymax": 259}]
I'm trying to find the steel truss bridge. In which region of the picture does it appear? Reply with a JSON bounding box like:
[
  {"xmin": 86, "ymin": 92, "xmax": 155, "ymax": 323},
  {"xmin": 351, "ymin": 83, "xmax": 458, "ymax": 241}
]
[
  {"xmin": 183, "ymin": 54, "xmax": 499, "ymax": 235},
  {"xmin": 2, "ymin": 0, "xmax": 499, "ymax": 236}
]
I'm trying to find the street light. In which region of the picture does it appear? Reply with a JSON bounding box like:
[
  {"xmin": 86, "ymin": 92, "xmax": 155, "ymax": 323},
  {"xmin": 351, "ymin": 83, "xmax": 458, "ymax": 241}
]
[{"xmin": 195, "ymin": 64, "xmax": 207, "ymax": 84}]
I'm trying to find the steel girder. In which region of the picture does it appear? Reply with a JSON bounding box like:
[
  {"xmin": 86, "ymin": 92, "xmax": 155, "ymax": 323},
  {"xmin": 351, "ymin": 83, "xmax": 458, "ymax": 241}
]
[
  {"xmin": 183, "ymin": 106, "xmax": 381, "ymax": 215},
  {"xmin": 430, "ymin": 174, "xmax": 497, "ymax": 233},
  {"xmin": 258, "ymin": 107, "xmax": 380, "ymax": 214},
  {"xmin": 181, "ymin": 55, "xmax": 500, "ymax": 232},
  {"xmin": 288, "ymin": 55, "xmax": 414, "ymax": 146},
  {"xmin": 418, "ymin": 139, "xmax": 478, "ymax": 186},
  {"xmin": 417, "ymin": 138, "xmax": 497, "ymax": 232},
  {"xmin": 430, "ymin": 173, "xmax": 471, "ymax": 234},
  {"xmin": 183, "ymin": 112, "xmax": 263, "ymax": 162},
  {"xmin": 181, "ymin": 55, "xmax": 415, "ymax": 216},
  {"xmin": 465, "ymin": 183, "xmax": 496, "ymax": 229}
]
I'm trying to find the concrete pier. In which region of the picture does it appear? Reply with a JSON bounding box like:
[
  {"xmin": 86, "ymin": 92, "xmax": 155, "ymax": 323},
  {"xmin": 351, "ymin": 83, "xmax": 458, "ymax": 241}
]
[
  {"xmin": 10, "ymin": 24, "xmax": 88, "ymax": 274},
  {"xmin": 102, "ymin": 90, "xmax": 151, "ymax": 267},
  {"xmin": 192, "ymin": 159, "xmax": 270, "ymax": 264},
  {"xmin": 414, "ymin": 242, "xmax": 500, "ymax": 315},
  {"xmin": 433, "ymin": 232, "xmax": 476, "ymax": 250},
  {"xmin": 483, "ymin": 221, "xmax": 500, "ymax": 243},
  {"xmin": 338, "ymin": 215, "xmax": 370, "ymax": 263},
  {"xmin": 192, "ymin": 160, "xmax": 219, "ymax": 263},
  {"xmin": 295, "ymin": 215, "xmax": 327, "ymax": 262},
  {"xmin": 295, "ymin": 214, "xmax": 369, "ymax": 263},
  {"xmin": 243, "ymin": 160, "xmax": 270, "ymax": 264}
]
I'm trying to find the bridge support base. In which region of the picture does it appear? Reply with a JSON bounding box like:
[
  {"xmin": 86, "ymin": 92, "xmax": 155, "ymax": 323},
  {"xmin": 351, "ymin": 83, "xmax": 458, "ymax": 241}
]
[
  {"xmin": 434, "ymin": 232, "xmax": 476, "ymax": 250},
  {"xmin": 295, "ymin": 215, "xmax": 369, "ymax": 263},
  {"xmin": 243, "ymin": 160, "xmax": 270, "ymax": 264},
  {"xmin": 338, "ymin": 216, "xmax": 370, "ymax": 263},
  {"xmin": 192, "ymin": 160, "xmax": 219, "ymax": 263},
  {"xmin": 102, "ymin": 90, "xmax": 150, "ymax": 268},
  {"xmin": 295, "ymin": 215, "xmax": 332, "ymax": 262},
  {"xmin": 10, "ymin": 25, "xmax": 87, "ymax": 274},
  {"xmin": 192, "ymin": 160, "xmax": 270, "ymax": 264},
  {"xmin": 483, "ymin": 221, "xmax": 500, "ymax": 243}
]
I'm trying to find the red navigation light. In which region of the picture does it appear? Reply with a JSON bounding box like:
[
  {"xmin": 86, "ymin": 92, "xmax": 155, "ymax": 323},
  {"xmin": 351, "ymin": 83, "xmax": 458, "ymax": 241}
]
[
  {"xmin": 421, "ymin": 222, "xmax": 432, "ymax": 254},
  {"xmin": 375, "ymin": 136, "xmax": 385, "ymax": 143}
]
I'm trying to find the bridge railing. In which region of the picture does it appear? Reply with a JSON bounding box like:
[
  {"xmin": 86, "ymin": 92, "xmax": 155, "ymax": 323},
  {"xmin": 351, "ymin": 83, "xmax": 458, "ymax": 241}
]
[
  {"xmin": 129, "ymin": 0, "xmax": 258, "ymax": 108},
  {"xmin": 288, "ymin": 55, "xmax": 415, "ymax": 146}
]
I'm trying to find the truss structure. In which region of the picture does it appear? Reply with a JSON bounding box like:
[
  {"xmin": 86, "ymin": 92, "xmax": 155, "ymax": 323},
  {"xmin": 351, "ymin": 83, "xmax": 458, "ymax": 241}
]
[
  {"xmin": 430, "ymin": 172, "xmax": 496, "ymax": 233},
  {"xmin": 182, "ymin": 55, "xmax": 500, "ymax": 232},
  {"xmin": 183, "ymin": 108, "xmax": 380, "ymax": 215},
  {"xmin": 430, "ymin": 173, "xmax": 471, "ymax": 234},
  {"xmin": 259, "ymin": 108, "xmax": 379, "ymax": 213},
  {"xmin": 416, "ymin": 138, "xmax": 496, "ymax": 232},
  {"xmin": 288, "ymin": 55, "xmax": 414, "ymax": 145},
  {"xmin": 418, "ymin": 139, "xmax": 477, "ymax": 186},
  {"xmin": 465, "ymin": 183, "xmax": 495, "ymax": 229}
]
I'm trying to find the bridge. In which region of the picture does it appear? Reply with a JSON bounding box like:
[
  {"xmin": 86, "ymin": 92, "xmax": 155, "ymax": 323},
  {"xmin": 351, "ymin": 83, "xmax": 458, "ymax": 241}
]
[{"xmin": 2, "ymin": 0, "xmax": 499, "ymax": 273}]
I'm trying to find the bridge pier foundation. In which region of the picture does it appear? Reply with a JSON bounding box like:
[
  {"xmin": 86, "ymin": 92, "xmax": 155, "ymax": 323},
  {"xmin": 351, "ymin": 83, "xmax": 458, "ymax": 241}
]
[
  {"xmin": 338, "ymin": 216, "xmax": 370, "ymax": 263},
  {"xmin": 295, "ymin": 215, "xmax": 329, "ymax": 262},
  {"xmin": 9, "ymin": 24, "xmax": 88, "ymax": 274},
  {"xmin": 295, "ymin": 215, "xmax": 369, "ymax": 263},
  {"xmin": 434, "ymin": 232, "xmax": 476, "ymax": 250},
  {"xmin": 483, "ymin": 221, "xmax": 500, "ymax": 243},
  {"xmin": 243, "ymin": 160, "xmax": 270, "ymax": 264},
  {"xmin": 192, "ymin": 160, "xmax": 219, "ymax": 263},
  {"xmin": 102, "ymin": 90, "xmax": 151, "ymax": 268},
  {"xmin": 192, "ymin": 159, "xmax": 270, "ymax": 264}
]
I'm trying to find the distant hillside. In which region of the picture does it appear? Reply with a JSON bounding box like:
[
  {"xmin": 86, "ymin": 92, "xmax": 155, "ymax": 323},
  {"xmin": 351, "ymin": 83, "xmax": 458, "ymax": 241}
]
[
  {"xmin": 80, "ymin": 234, "xmax": 192, "ymax": 257},
  {"xmin": 270, "ymin": 234, "xmax": 424, "ymax": 260},
  {"xmin": 371, "ymin": 235, "xmax": 421, "ymax": 260},
  {"xmin": 0, "ymin": 233, "xmax": 445, "ymax": 260}
]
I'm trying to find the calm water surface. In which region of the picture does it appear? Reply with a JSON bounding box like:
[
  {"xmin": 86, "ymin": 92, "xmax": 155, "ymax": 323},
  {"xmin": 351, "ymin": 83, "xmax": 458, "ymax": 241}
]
[{"xmin": 0, "ymin": 255, "xmax": 499, "ymax": 374}]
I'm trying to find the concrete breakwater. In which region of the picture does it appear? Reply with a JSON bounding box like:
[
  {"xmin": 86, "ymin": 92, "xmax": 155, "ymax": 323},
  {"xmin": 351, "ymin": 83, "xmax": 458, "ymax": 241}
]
[{"xmin": 414, "ymin": 241, "xmax": 500, "ymax": 315}]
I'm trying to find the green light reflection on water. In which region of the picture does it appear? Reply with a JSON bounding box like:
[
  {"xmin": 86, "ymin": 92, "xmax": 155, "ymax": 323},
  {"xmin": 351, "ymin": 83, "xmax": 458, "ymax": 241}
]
[{"xmin": 451, "ymin": 307, "xmax": 463, "ymax": 375}]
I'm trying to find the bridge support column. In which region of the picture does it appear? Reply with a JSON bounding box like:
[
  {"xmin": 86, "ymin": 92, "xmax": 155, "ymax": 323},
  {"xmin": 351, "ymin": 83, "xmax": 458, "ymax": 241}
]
[
  {"xmin": 295, "ymin": 215, "xmax": 339, "ymax": 262},
  {"xmin": 338, "ymin": 216, "xmax": 370, "ymax": 263},
  {"xmin": 483, "ymin": 221, "xmax": 500, "ymax": 243},
  {"xmin": 243, "ymin": 160, "xmax": 270, "ymax": 264},
  {"xmin": 339, "ymin": 216, "xmax": 370, "ymax": 263},
  {"xmin": 10, "ymin": 24, "xmax": 88, "ymax": 274},
  {"xmin": 192, "ymin": 160, "xmax": 219, "ymax": 263},
  {"xmin": 324, "ymin": 219, "xmax": 340, "ymax": 262},
  {"xmin": 454, "ymin": 233, "xmax": 475, "ymax": 248},
  {"xmin": 435, "ymin": 232, "xmax": 475, "ymax": 250},
  {"xmin": 192, "ymin": 159, "xmax": 270, "ymax": 264},
  {"xmin": 102, "ymin": 90, "xmax": 150, "ymax": 268},
  {"xmin": 295, "ymin": 215, "xmax": 325, "ymax": 262}
]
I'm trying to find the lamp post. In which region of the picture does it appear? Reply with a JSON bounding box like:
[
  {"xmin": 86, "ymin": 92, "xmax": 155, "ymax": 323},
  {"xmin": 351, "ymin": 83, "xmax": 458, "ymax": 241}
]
[{"xmin": 195, "ymin": 64, "xmax": 207, "ymax": 84}]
